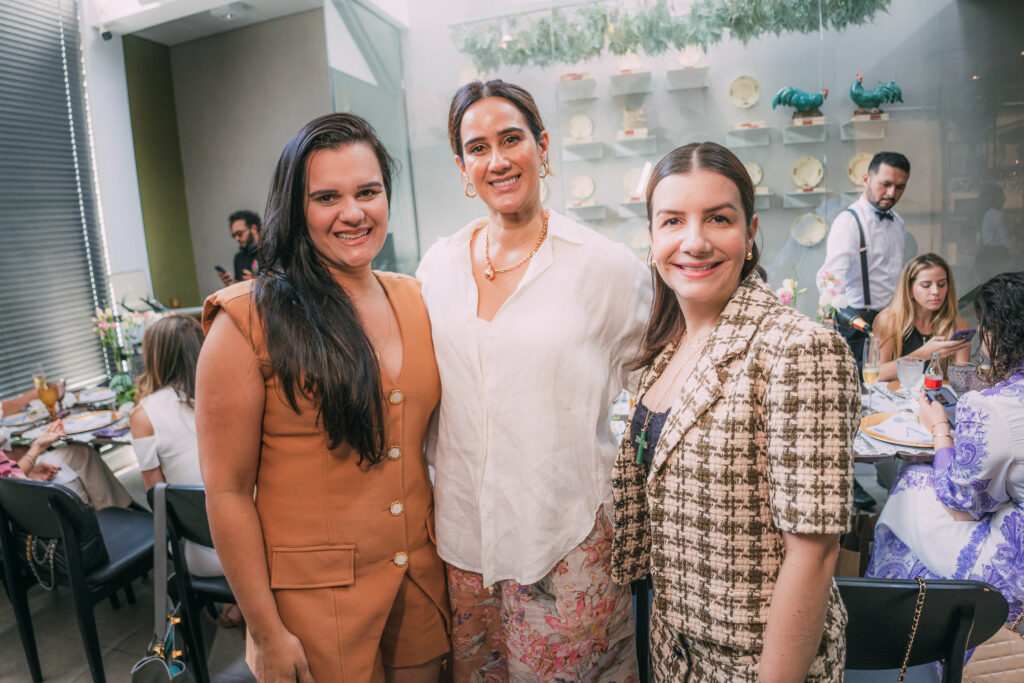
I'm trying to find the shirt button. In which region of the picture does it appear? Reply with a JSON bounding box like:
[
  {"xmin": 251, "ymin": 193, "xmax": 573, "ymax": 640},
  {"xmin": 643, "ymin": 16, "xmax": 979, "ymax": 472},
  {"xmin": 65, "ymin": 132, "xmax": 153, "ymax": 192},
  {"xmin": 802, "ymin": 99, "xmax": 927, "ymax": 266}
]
[
  {"xmin": 389, "ymin": 501, "xmax": 404, "ymax": 516},
  {"xmin": 387, "ymin": 446, "xmax": 402, "ymax": 460},
  {"xmin": 393, "ymin": 552, "xmax": 408, "ymax": 567},
  {"xmin": 389, "ymin": 390, "xmax": 404, "ymax": 405}
]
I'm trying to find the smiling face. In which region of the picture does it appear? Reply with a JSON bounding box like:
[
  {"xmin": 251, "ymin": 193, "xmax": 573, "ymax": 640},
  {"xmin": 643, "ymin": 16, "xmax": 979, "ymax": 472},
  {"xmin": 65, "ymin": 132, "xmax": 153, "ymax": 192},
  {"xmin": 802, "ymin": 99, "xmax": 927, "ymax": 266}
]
[
  {"xmin": 303, "ymin": 143, "xmax": 389, "ymax": 275},
  {"xmin": 456, "ymin": 96, "xmax": 549, "ymax": 216},
  {"xmin": 649, "ymin": 170, "xmax": 757, "ymax": 312},
  {"xmin": 911, "ymin": 265, "xmax": 949, "ymax": 312},
  {"xmin": 863, "ymin": 162, "xmax": 909, "ymax": 212}
]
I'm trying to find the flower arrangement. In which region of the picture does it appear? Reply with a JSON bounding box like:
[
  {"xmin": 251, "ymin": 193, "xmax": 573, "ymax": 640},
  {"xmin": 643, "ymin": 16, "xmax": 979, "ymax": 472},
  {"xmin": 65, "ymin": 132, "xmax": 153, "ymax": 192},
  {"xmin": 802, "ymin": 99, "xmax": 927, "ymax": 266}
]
[
  {"xmin": 816, "ymin": 271, "xmax": 849, "ymax": 323},
  {"xmin": 91, "ymin": 308, "xmax": 161, "ymax": 404},
  {"xmin": 775, "ymin": 274, "xmax": 807, "ymax": 308}
]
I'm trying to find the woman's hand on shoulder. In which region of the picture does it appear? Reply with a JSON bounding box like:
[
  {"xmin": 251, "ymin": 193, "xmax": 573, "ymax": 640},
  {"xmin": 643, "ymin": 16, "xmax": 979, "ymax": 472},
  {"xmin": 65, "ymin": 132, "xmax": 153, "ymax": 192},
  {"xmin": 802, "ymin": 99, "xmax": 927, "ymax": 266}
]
[{"xmin": 251, "ymin": 628, "xmax": 315, "ymax": 683}]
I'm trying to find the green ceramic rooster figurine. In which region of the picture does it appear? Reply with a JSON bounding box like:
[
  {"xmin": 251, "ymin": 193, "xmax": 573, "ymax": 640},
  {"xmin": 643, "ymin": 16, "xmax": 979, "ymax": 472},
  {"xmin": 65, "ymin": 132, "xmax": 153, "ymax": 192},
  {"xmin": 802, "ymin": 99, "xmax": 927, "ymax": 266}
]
[
  {"xmin": 772, "ymin": 86, "xmax": 828, "ymax": 121},
  {"xmin": 850, "ymin": 73, "xmax": 903, "ymax": 115}
]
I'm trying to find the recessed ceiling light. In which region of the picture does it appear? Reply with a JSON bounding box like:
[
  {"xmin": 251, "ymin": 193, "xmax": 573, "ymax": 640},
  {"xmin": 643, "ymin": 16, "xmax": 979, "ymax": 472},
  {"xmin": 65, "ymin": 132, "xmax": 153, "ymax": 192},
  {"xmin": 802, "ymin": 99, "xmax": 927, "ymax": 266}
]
[
  {"xmin": 972, "ymin": 74, "xmax": 980, "ymax": 80},
  {"xmin": 210, "ymin": 2, "xmax": 248, "ymax": 21}
]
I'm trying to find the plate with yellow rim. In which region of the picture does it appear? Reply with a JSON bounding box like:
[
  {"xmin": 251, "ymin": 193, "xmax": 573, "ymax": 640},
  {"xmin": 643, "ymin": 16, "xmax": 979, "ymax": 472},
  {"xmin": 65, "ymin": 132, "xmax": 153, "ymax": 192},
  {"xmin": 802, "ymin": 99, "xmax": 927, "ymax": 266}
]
[
  {"xmin": 847, "ymin": 152, "xmax": 872, "ymax": 186},
  {"xmin": 792, "ymin": 155, "xmax": 824, "ymax": 189},
  {"xmin": 63, "ymin": 410, "xmax": 121, "ymax": 435},
  {"xmin": 729, "ymin": 75, "xmax": 760, "ymax": 108},
  {"xmin": 860, "ymin": 412, "xmax": 933, "ymax": 449}
]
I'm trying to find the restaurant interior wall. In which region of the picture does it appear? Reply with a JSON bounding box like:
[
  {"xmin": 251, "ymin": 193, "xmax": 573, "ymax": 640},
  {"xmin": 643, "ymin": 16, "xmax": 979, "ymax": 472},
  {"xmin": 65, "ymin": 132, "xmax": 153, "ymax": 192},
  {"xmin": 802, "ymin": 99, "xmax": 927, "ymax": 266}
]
[
  {"xmin": 397, "ymin": 0, "xmax": 1023, "ymax": 321},
  {"xmin": 123, "ymin": 35, "xmax": 201, "ymax": 307},
  {"xmin": 168, "ymin": 8, "xmax": 332, "ymax": 297}
]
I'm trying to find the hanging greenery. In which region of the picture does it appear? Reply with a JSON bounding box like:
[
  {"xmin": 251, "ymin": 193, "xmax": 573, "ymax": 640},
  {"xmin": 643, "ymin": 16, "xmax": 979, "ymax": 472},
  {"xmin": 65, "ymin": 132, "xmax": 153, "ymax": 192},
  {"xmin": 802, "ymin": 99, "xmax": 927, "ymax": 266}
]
[{"xmin": 451, "ymin": 0, "xmax": 891, "ymax": 73}]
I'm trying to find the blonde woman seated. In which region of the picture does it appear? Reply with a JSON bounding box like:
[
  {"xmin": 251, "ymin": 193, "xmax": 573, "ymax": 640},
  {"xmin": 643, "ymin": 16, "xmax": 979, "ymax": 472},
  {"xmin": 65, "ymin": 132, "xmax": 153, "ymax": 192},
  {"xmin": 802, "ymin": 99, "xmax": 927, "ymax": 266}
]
[
  {"xmin": 874, "ymin": 253, "xmax": 971, "ymax": 382},
  {"xmin": 130, "ymin": 315, "xmax": 223, "ymax": 578}
]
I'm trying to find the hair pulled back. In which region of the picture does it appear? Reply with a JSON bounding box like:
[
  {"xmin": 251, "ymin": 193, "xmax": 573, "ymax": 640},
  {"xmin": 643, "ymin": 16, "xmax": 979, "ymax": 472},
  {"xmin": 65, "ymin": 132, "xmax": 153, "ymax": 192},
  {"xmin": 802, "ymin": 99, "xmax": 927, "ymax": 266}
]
[
  {"xmin": 138, "ymin": 314, "xmax": 204, "ymax": 407},
  {"xmin": 448, "ymin": 79, "xmax": 545, "ymax": 159},
  {"xmin": 255, "ymin": 112, "xmax": 395, "ymax": 465}
]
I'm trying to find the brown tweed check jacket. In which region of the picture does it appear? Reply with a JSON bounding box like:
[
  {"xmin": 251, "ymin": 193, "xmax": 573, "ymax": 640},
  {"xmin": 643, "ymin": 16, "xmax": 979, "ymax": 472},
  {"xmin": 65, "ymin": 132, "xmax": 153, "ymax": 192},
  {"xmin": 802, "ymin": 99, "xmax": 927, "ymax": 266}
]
[{"xmin": 611, "ymin": 273, "xmax": 859, "ymax": 652}]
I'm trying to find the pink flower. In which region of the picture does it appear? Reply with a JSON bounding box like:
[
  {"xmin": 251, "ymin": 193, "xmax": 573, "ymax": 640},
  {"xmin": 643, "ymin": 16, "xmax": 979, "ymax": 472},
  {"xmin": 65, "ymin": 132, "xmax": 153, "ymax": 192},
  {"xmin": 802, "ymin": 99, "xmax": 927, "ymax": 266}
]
[{"xmin": 778, "ymin": 290, "xmax": 793, "ymax": 306}]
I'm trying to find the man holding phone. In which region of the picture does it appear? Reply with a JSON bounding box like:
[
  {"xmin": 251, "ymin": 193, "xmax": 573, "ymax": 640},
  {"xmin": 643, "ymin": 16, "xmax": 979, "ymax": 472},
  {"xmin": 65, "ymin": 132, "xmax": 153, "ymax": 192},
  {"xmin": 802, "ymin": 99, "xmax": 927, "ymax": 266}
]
[{"xmin": 217, "ymin": 210, "xmax": 261, "ymax": 286}]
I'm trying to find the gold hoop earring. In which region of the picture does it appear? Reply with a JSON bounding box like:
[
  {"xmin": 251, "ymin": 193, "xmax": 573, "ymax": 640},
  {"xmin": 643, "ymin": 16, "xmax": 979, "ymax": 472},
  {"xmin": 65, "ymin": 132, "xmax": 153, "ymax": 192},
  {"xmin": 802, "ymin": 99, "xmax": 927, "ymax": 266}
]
[
  {"xmin": 539, "ymin": 160, "xmax": 550, "ymax": 179},
  {"xmin": 464, "ymin": 182, "xmax": 477, "ymax": 198},
  {"xmin": 745, "ymin": 250, "xmax": 753, "ymax": 261}
]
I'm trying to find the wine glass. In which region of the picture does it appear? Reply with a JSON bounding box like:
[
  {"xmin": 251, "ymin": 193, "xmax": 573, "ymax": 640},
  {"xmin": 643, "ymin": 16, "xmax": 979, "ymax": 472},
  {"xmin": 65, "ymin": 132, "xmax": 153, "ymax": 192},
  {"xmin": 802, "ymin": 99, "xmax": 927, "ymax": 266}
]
[
  {"xmin": 31, "ymin": 363, "xmax": 46, "ymax": 390},
  {"xmin": 862, "ymin": 338, "xmax": 881, "ymax": 411},
  {"xmin": 896, "ymin": 357, "xmax": 924, "ymax": 398},
  {"xmin": 37, "ymin": 382, "xmax": 59, "ymax": 421}
]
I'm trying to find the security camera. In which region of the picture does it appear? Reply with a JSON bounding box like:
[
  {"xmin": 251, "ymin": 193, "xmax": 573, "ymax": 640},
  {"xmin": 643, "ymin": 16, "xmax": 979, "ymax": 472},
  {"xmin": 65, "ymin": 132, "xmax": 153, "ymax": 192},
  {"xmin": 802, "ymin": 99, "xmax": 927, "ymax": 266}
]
[{"xmin": 99, "ymin": 25, "xmax": 112, "ymax": 41}]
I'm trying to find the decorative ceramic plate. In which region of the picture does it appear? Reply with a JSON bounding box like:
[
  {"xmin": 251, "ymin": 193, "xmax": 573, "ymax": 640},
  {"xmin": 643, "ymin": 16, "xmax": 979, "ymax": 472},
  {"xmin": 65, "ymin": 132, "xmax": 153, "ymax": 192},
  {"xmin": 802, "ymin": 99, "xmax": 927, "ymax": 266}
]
[
  {"xmin": 62, "ymin": 410, "xmax": 120, "ymax": 436},
  {"xmin": 676, "ymin": 45, "xmax": 705, "ymax": 68},
  {"xmin": 77, "ymin": 386, "xmax": 116, "ymax": 404},
  {"xmin": 792, "ymin": 155, "xmax": 824, "ymax": 189},
  {"xmin": 743, "ymin": 161, "xmax": 763, "ymax": 186},
  {"xmin": 729, "ymin": 75, "xmax": 760, "ymax": 109},
  {"xmin": 568, "ymin": 114, "xmax": 594, "ymax": 140},
  {"xmin": 570, "ymin": 175, "xmax": 595, "ymax": 200},
  {"xmin": 860, "ymin": 412, "xmax": 933, "ymax": 449},
  {"xmin": 539, "ymin": 179, "xmax": 548, "ymax": 202},
  {"xmin": 847, "ymin": 152, "xmax": 872, "ymax": 186},
  {"xmin": 790, "ymin": 212, "xmax": 827, "ymax": 247},
  {"xmin": 623, "ymin": 167, "xmax": 645, "ymax": 196},
  {"xmin": 628, "ymin": 227, "xmax": 650, "ymax": 250}
]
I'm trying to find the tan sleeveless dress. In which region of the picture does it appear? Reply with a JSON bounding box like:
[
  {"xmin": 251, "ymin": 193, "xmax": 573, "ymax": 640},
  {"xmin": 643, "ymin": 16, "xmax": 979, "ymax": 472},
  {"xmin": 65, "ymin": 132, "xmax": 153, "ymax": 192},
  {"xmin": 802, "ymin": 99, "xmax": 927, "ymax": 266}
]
[{"xmin": 202, "ymin": 272, "xmax": 449, "ymax": 681}]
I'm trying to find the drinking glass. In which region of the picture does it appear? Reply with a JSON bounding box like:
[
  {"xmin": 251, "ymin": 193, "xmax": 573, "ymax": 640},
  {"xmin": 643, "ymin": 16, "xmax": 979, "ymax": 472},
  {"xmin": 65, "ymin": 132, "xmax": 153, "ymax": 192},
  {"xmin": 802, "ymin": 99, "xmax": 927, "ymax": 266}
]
[
  {"xmin": 31, "ymin": 363, "xmax": 46, "ymax": 390},
  {"xmin": 862, "ymin": 338, "xmax": 881, "ymax": 411},
  {"xmin": 948, "ymin": 363, "xmax": 976, "ymax": 396},
  {"xmin": 37, "ymin": 382, "xmax": 59, "ymax": 420},
  {"xmin": 896, "ymin": 357, "xmax": 924, "ymax": 398}
]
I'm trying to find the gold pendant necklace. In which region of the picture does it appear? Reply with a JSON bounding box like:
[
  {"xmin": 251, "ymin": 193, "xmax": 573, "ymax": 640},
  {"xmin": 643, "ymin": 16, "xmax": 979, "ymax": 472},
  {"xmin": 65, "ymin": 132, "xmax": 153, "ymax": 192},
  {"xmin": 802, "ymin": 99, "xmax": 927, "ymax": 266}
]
[{"xmin": 483, "ymin": 210, "xmax": 549, "ymax": 280}]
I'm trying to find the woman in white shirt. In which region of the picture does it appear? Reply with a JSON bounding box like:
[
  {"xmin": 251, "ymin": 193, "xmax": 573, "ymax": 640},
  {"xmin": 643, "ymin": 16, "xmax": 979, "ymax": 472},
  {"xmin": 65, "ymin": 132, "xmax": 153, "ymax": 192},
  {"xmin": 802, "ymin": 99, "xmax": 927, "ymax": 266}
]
[
  {"xmin": 130, "ymin": 314, "xmax": 223, "ymax": 579},
  {"xmin": 417, "ymin": 79, "xmax": 651, "ymax": 681}
]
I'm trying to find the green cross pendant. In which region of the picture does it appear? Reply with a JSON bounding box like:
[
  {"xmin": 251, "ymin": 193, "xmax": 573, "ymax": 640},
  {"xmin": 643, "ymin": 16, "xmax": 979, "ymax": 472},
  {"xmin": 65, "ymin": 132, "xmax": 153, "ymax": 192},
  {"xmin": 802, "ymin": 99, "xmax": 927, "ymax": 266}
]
[{"xmin": 634, "ymin": 428, "xmax": 648, "ymax": 464}]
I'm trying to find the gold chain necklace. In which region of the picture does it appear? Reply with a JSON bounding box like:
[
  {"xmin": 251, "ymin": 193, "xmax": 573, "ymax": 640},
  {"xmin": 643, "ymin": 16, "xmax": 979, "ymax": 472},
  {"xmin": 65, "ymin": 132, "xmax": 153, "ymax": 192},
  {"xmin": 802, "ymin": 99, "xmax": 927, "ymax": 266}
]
[
  {"xmin": 483, "ymin": 210, "xmax": 549, "ymax": 280},
  {"xmin": 634, "ymin": 331, "xmax": 709, "ymax": 464}
]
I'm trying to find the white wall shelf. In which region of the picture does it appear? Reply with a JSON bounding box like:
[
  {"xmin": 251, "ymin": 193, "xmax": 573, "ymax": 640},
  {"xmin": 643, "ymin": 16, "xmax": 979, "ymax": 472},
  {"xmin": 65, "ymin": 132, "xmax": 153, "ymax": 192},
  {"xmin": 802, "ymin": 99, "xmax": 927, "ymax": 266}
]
[
  {"xmin": 666, "ymin": 66, "xmax": 709, "ymax": 90},
  {"xmin": 562, "ymin": 141, "xmax": 604, "ymax": 161},
  {"xmin": 726, "ymin": 127, "xmax": 771, "ymax": 148},
  {"xmin": 840, "ymin": 119, "xmax": 886, "ymax": 141},
  {"xmin": 783, "ymin": 122, "xmax": 827, "ymax": 144},
  {"xmin": 612, "ymin": 136, "xmax": 658, "ymax": 157},
  {"xmin": 754, "ymin": 192, "xmax": 772, "ymax": 211},
  {"xmin": 609, "ymin": 71, "xmax": 652, "ymax": 96},
  {"xmin": 783, "ymin": 189, "xmax": 829, "ymax": 209},
  {"xmin": 557, "ymin": 78, "xmax": 597, "ymax": 102},
  {"xmin": 566, "ymin": 204, "xmax": 607, "ymax": 221}
]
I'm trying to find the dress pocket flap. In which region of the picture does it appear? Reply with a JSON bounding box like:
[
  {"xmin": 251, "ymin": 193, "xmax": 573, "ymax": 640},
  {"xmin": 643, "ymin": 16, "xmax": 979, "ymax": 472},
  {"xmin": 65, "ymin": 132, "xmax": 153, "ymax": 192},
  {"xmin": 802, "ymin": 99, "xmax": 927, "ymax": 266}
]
[{"xmin": 269, "ymin": 544, "xmax": 356, "ymax": 590}]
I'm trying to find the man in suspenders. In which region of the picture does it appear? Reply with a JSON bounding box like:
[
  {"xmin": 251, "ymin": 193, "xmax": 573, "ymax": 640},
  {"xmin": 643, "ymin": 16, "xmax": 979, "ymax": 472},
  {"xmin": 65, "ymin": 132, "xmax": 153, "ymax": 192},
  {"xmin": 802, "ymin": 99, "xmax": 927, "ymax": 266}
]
[
  {"xmin": 818, "ymin": 152, "xmax": 911, "ymax": 365},
  {"xmin": 818, "ymin": 152, "xmax": 910, "ymax": 511}
]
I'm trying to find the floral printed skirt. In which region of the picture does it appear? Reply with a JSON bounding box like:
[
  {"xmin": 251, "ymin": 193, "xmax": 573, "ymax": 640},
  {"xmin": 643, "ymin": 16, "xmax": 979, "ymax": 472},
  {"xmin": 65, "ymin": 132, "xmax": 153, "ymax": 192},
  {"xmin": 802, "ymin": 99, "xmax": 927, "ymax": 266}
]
[{"xmin": 447, "ymin": 507, "xmax": 638, "ymax": 682}]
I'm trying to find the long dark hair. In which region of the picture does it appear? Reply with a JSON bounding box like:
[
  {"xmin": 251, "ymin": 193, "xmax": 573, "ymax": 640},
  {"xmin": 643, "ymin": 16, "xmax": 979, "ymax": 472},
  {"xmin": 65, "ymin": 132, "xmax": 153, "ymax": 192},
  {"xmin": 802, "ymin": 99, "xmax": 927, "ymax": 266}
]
[
  {"xmin": 448, "ymin": 79, "xmax": 545, "ymax": 159},
  {"xmin": 974, "ymin": 271, "xmax": 1024, "ymax": 381},
  {"xmin": 633, "ymin": 142, "xmax": 761, "ymax": 369},
  {"xmin": 138, "ymin": 315, "xmax": 204, "ymax": 407},
  {"xmin": 255, "ymin": 113, "xmax": 395, "ymax": 465}
]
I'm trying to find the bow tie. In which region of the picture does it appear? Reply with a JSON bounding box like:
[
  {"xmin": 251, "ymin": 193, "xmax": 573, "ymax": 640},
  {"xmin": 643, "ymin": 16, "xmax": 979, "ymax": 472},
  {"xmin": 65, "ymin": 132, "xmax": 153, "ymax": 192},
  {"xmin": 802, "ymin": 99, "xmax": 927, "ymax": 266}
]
[{"xmin": 875, "ymin": 210, "xmax": 894, "ymax": 221}]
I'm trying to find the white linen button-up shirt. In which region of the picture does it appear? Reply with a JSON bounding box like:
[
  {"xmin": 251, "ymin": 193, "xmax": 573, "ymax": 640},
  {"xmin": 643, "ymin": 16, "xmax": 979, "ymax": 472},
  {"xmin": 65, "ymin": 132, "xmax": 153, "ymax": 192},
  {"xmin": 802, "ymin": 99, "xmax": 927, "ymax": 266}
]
[
  {"xmin": 817, "ymin": 194, "xmax": 906, "ymax": 310},
  {"xmin": 416, "ymin": 210, "xmax": 652, "ymax": 586}
]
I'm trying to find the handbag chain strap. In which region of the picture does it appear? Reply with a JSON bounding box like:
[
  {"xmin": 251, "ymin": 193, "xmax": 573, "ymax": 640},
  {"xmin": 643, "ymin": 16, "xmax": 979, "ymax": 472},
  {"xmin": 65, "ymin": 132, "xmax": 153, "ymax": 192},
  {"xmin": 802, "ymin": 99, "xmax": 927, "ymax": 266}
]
[
  {"xmin": 24, "ymin": 534, "xmax": 57, "ymax": 591},
  {"xmin": 1007, "ymin": 609, "xmax": 1024, "ymax": 640},
  {"xmin": 898, "ymin": 577, "xmax": 927, "ymax": 682}
]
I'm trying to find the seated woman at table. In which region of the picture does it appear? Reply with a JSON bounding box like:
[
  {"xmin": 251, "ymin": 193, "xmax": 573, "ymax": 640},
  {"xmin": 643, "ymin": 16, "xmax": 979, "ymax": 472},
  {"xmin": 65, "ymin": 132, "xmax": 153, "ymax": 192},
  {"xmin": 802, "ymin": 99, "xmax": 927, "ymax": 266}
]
[
  {"xmin": 873, "ymin": 253, "xmax": 971, "ymax": 382},
  {"xmin": 130, "ymin": 314, "xmax": 224, "ymax": 580},
  {"xmin": 611, "ymin": 142, "xmax": 860, "ymax": 681},
  {"xmin": 0, "ymin": 420, "xmax": 133, "ymax": 509},
  {"xmin": 868, "ymin": 271, "xmax": 1024, "ymax": 632}
]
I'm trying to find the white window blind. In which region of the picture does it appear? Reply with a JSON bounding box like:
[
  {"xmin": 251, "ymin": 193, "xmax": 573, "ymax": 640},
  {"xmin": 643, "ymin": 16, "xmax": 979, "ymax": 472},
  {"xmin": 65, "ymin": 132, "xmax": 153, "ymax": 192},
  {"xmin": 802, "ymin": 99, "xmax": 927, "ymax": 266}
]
[{"xmin": 0, "ymin": 0, "xmax": 111, "ymax": 398}]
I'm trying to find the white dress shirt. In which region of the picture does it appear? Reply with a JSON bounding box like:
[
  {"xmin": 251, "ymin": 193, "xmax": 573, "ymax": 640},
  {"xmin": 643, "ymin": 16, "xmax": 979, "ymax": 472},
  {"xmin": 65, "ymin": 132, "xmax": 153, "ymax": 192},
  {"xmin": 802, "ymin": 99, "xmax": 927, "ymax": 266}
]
[
  {"xmin": 417, "ymin": 210, "xmax": 652, "ymax": 586},
  {"xmin": 817, "ymin": 194, "xmax": 906, "ymax": 310}
]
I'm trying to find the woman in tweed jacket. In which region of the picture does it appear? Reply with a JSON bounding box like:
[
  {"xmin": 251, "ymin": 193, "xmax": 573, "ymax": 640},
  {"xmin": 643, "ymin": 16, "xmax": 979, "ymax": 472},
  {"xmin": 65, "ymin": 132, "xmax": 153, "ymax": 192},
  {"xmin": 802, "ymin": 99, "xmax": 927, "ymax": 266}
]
[{"xmin": 611, "ymin": 142, "xmax": 860, "ymax": 681}]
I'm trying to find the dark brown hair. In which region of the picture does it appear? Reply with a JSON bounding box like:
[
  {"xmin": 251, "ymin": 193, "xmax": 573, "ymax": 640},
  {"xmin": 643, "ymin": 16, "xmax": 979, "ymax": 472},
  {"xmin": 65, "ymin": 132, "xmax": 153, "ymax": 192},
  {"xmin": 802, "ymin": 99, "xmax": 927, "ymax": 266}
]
[
  {"xmin": 974, "ymin": 271, "xmax": 1024, "ymax": 381},
  {"xmin": 634, "ymin": 142, "xmax": 761, "ymax": 369},
  {"xmin": 448, "ymin": 79, "xmax": 545, "ymax": 159},
  {"xmin": 138, "ymin": 315, "xmax": 204, "ymax": 407},
  {"xmin": 255, "ymin": 113, "xmax": 396, "ymax": 465}
]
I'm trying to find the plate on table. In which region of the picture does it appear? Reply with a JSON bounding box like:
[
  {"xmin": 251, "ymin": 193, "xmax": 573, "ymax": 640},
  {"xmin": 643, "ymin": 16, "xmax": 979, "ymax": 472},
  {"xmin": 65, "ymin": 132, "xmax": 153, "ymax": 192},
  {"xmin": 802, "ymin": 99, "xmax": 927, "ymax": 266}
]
[
  {"xmin": 729, "ymin": 75, "xmax": 760, "ymax": 108},
  {"xmin": 860, "ymin": 412, "xmax": 933, "ymax": 449},
  {"xmin": 568, "ymin": 114, "xmax": 594, "ymax": 140},
  {"xmin": 847, "ymin": 152, "xmax": 872, "ymax": 186},
  {"xmin": 790, "ymin": 213, "xmax": 827, "ymax": 247},
  {"xmin": 63, "ymin": 410, "xmax": 120, "ymax": 436},
  {"xmin": 792, "ymin": 155, "xmax": 824, "ymax": 189},
  {"xmin": 744, "ymin": 161, "xmax": 763, "ymax": 186},
  {"xmin": 77, "ymin": 386, "xmax": 116, "ymax": 404},
  {"xmin": 0, "ymin": 407, "xmax": 47, "ymax": 428},
  {"xmin": 570, "ymin": 175, "xmax": 596, "ymax": 200}
]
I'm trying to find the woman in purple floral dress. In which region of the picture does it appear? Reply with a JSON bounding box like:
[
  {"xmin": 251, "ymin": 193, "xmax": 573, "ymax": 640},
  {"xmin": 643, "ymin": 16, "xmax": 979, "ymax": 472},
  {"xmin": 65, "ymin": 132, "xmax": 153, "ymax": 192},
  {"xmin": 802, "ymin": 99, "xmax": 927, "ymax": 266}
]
[{"xmin": 868, "ymin": 272, "xmax": 1024, "ymax": 632}]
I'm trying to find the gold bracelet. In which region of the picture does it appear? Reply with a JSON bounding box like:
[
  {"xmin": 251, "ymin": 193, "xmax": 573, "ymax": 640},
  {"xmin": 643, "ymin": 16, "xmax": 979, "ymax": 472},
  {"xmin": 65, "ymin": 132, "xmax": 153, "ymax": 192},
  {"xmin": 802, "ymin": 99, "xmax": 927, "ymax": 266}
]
[{"xmin": 931, "ymin": 427, "xmax": 952, "ymax": 440}]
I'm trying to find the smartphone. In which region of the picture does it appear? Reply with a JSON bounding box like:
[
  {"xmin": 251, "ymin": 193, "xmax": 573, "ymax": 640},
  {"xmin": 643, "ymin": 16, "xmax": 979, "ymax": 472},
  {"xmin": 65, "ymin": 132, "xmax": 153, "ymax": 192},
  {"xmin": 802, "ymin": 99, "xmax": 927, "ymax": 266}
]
[
  {"xmin": 926, "ymin": 386, "xmax": 958, "ymax": 425},
  {"xmin": 950, "ymin": 328, "xmax": 976, "ymax": 343},
  {"xmin": 214, "ymin": 265, "xmax": 227, "ymax": 274}
]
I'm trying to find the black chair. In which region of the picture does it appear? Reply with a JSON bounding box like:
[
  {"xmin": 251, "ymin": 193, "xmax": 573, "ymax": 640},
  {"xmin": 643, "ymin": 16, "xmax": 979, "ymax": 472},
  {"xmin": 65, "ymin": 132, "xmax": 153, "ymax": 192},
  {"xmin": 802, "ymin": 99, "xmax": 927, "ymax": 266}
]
[
  {"xmin": 837, "ymin": 576, "xmax": 1009, "ymax": 683},
  {"xmin": 0, "ymin": 476, "xmax": 154, "ymax": 683},
  {"xmin": 154, "ymin": 484, "xmax": 236, "ymax": 683}
]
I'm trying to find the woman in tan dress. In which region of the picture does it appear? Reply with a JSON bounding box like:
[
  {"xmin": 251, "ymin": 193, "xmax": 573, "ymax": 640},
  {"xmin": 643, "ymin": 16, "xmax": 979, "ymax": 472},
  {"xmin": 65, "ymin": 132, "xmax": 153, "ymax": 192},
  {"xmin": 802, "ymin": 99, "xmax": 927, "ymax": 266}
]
[{"xmin": 197, "ymin": 113, "xmax": 449, "ymax": 683}]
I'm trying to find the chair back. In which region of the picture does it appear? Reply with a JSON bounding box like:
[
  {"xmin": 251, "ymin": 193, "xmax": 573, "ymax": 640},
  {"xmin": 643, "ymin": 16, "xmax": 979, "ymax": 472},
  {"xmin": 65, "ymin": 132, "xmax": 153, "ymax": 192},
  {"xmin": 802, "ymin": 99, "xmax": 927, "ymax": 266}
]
[
  {"xmin": 837, "ymin": 577, "xmax": 1008, "ymax": 681},
  {"xmin": 0, "ymin": 477, "xmax": 94, "ymax": 541},
  {"xmin": 164, "ymin": 485, "xmax": 214, "ymax": 548}
]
